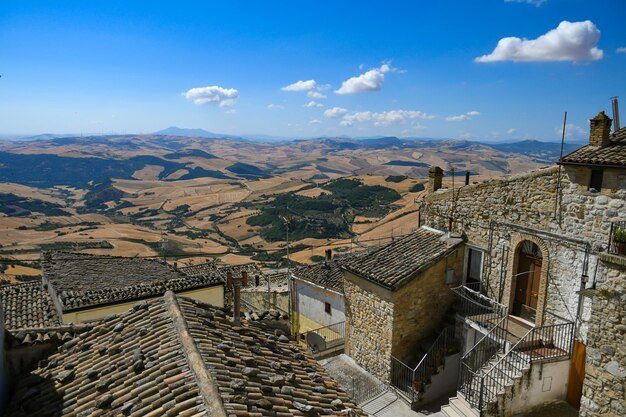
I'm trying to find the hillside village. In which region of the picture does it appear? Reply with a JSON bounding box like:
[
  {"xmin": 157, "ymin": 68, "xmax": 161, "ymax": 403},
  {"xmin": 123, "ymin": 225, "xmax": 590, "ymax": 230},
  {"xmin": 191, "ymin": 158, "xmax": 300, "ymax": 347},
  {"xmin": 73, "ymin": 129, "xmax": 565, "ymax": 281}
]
[{"xmin": 1, "ymin": 109, "xmax": 625, "ymax": 417}]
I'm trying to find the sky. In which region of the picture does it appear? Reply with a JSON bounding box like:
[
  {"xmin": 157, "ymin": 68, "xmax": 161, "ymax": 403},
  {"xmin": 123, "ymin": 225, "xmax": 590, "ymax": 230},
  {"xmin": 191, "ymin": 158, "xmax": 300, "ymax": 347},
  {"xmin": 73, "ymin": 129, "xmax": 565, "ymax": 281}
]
[{"xmin": 1, "ymin": 0, "xmax": 625, "ymax": 141}]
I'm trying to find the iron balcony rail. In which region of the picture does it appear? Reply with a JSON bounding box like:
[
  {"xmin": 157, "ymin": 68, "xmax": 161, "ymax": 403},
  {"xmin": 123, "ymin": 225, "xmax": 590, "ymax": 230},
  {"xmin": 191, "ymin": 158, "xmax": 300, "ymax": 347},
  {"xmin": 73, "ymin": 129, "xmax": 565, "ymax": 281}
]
[
  {"xmin": 299, "ymin": 321, "xmax": 345, "ymax": 353},
  {"xmin": 390, "ymin": 326, "xmax": 454, "ymax": 404},
  {"xmin": 608, "ymin": 220, "xmax": 626, "ymax": 255}
]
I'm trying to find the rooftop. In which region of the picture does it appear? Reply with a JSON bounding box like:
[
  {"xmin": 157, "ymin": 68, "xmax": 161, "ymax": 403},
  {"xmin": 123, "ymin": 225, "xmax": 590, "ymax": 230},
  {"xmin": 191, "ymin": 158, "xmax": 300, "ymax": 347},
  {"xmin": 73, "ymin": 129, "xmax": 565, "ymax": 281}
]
[
  {"xmin": 292, "ymin": 252, "xmax": 366, "ymax": 293},
  {"xmin": 0, "ymin": 281, "xmax": 60, "ymax": 330},
  {"xmin": 559, "ymin": 127, "xmax": 626, "ymax": 167},
  {"xmin": 42, "ymin": 252, "xmax": 223, "ymax": 312},
  {"xmin": 179, "ymin": 261, "xmax": 261, "ymax": 283},
  {"xmin": 6, "ymin": 292, "xmax": 364, "ymax": 417},
  {"xmin": 342, "ymin": 228, "xmax": 464, "ymax": 290}
]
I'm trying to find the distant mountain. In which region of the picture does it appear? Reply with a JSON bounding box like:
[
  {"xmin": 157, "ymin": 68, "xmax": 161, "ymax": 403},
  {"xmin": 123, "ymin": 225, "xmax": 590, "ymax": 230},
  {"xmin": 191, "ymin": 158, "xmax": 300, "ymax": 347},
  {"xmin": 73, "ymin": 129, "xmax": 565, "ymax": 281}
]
[
  {"xmin": 489, "ymin": 140, "xmax": 581, "ymax": 163},
  {"xmin": 153, "ymin": 126, "xmax": 245, "ymax": 140}
]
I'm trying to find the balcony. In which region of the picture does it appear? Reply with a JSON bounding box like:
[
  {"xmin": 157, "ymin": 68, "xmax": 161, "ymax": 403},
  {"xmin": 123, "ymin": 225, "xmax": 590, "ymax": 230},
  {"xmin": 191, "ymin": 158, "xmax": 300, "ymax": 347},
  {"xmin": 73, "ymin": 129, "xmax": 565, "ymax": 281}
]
[{"xmin": 608, "ymin": 220, "xmax": 626, "ymax": 256}]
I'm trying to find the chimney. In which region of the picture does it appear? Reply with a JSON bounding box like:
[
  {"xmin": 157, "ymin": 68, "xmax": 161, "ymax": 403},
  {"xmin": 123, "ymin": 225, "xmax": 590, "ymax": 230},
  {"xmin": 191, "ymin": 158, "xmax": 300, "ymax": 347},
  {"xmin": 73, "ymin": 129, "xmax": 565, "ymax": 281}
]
[
  {"xmin": 611, "ymin": 96, "xmax": 621, "ymax": 132},
  {"xmin": 325, "ymin": 249, "xmax": 332, "ymax": 261},
  {"xmin": 589, "ymin": 111, "xmax": 612, "ymax": 147},
  {"xmin": 232, "ymin": 271, "xmax": 243, "ymax": 324},
  {"xmin": 428, "ymin": 166, "xmax": 443, "ymax": 192}
]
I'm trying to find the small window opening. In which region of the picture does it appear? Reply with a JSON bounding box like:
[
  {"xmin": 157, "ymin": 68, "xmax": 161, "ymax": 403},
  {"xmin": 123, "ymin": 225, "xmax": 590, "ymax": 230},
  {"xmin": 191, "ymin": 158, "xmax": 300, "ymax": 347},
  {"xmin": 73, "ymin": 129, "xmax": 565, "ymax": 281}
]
[
  {"xmin": 589, "ymin": 169, "xmax": 603, "ymax": 192},
  {"xmin": 324, "ymin": 302, "xmax": 332, "ymax": 315}
]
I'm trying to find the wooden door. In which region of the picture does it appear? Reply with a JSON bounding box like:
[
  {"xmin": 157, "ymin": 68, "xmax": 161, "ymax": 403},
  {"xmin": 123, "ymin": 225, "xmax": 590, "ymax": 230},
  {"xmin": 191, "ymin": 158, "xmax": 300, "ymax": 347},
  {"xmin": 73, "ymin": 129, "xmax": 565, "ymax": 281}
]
[
  {"xmin": 514, "ymin": 255, "xmax": 531, "ymax": 315},
  {"xmin": 528, "ymin": 259, "xmax": 541, "ymax": 310},
  {"xmin": 567, "ymin": 340, "xmax": 586, "ymax": 408}
]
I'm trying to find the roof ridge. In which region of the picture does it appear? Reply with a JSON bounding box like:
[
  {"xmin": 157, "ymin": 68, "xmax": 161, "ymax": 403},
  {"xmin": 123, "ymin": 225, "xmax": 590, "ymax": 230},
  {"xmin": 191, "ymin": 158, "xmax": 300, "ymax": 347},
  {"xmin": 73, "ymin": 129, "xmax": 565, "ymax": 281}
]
[{"xmin": 163, "ymin": 291, "xmax": 228, "ymax": 417}]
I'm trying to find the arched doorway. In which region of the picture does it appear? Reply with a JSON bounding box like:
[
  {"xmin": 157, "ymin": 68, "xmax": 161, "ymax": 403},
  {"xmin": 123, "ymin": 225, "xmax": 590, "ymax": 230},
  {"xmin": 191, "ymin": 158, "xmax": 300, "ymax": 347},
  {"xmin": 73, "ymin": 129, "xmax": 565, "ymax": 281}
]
[{"xmin": 512, "ymin": 241, "xmax": 543, "ymax": 322}]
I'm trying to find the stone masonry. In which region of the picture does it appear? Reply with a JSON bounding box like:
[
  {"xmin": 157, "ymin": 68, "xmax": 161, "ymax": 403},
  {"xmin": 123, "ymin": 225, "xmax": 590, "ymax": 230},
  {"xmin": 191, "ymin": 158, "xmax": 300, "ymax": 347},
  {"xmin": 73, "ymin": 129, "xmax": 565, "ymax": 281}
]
[
  {"xmin": 423, "ymin": 165, "xmax": 626, "ymax": 341},
  {"xmin": 344, "ymin": 272, "xmax": 394, "ymax": 381},
  {"xmin": 579, "ymin": 253, "xmax": 626, "ymax": 417}
]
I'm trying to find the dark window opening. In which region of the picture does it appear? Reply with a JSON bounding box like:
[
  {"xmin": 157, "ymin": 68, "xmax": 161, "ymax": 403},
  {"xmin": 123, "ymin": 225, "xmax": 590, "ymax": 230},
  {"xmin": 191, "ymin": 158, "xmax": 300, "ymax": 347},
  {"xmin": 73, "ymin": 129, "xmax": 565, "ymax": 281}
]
[
  {"xmin": 589, "ymin": 169, "xmax": 603, "ymax": 192},
  {"xmin": 465, "ymin": 248, "xmax": 484, "ymax": 292},
  {"xmin": 325, "ymin": 302, "xmax": 332, "ymax": 315}
]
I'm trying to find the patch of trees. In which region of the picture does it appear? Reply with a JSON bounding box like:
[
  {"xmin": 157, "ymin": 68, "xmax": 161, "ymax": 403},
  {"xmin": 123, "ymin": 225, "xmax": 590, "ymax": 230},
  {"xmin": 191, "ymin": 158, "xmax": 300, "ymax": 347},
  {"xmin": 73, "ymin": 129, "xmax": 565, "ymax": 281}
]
[
  {"xmin": 0, "ymin": 193, "xmax": 70, "ymax": 217},
  {"xmin": 245, "ymin": 179, "xmax": 400, "ymax": 242}
]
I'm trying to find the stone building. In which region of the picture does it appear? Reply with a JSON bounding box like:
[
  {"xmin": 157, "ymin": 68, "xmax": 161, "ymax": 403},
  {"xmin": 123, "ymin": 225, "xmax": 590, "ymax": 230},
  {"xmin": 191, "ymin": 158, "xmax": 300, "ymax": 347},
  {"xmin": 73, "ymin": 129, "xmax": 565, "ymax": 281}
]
[
  {"xmin": 41, "ymin": 251, "xmax": 224, "ymax": 323},
  {"xmin": 579, "ymin": 253, "xmax": 626, "ymax": 417},
  {"xmin": 341, "ymin": 227, "xmax": 464, "ymax": 381},
  {"xmin": 420, "ymin": 110, "xmax": 626, "ymax": 416}
]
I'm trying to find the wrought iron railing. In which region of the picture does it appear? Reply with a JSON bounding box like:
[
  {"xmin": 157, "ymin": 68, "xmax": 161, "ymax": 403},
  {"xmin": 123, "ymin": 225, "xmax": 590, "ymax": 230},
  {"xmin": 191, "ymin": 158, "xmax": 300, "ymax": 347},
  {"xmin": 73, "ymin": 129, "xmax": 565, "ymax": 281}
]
[
  {"xmin": 460, "ymin": 319, "xmax": 574, "ymax": 410},
  {"xmin": 299, "ymin": 321, "xmax": 345, "ymax": 353},
  {"xmin": 608, "ymin": 220, "xmax": 626, "ymax": 255},
  {"xmin": 390, "ymin": 327, "xmax": 455, "ymax": 404},
  {"xmin": 452, "ymin": 285, "xmax": 508, "ymax": 323},
  {"xmin": 458, "ymin": 314, "xmax": 509, "ymax": 409}
]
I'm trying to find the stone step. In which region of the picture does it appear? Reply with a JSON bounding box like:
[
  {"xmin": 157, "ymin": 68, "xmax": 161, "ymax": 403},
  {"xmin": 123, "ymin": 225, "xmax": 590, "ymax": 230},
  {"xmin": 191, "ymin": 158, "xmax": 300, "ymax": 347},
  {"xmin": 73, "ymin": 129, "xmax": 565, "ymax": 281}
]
[
  {"xmin": 441, "ymin": 405, "xmax": 463, "ymax": 417},
  {"xmin": 450, "ymin": 397, "xmax": 479, "ymax": 417}
]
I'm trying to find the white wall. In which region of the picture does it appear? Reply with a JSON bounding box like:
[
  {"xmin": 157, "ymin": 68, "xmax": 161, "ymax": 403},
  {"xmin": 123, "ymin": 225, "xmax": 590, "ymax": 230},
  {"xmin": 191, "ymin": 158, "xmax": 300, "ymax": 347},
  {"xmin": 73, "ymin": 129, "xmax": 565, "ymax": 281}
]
[
  {"xmin": 497, "ymin": 359, "xmax": 571, "ymax": 417},
  {"xmin": 294, "ymin": 278, "xmax": 344, "ymax": 332}
]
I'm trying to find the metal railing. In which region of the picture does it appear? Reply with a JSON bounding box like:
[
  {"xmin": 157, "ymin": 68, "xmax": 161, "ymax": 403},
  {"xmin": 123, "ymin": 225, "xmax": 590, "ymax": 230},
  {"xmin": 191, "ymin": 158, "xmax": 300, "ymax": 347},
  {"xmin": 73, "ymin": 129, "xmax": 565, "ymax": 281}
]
[
  {"xmin": 608, "ymin": 220, "xmax": 626, "ymax": 255},
  {"xmin": 452, "ymin": 285, "xmax": 508, "ymax": 323},
  {"xmin": 390, "ymin": 327, "xmax": 455, "ymax": 404},
  {"xmin": 299, "ymin": 321, "xmax": 345, "ymax": 353},
  {"xmin": 460, "ymin": 319, "xmax": 574, "ymax": 410},
  {"xmin": 458, "ymin": 314, "xmax": 509, "ymax": 409},
  {"xmin": 350, "ymin": 376, "xmax": 389, "ymax": 405}
]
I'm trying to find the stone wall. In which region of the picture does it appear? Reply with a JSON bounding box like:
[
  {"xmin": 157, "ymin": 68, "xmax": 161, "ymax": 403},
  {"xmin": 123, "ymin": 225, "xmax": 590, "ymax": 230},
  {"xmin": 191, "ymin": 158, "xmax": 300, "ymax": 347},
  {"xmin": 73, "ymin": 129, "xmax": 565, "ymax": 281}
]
[
  {"xmin": 344, "ymin": 271, "xmax": 394, "ymax": 381},
  {"xmin": 579, "ymin": 253, "xmax": 626, "ymax": 417},
  {"xmin": 392, "ymin": 248, "xmax": 464, "ymax": 362},
  {"xmin": 423, "ymin": 166, "xmax": 626, "ymax": 339}
]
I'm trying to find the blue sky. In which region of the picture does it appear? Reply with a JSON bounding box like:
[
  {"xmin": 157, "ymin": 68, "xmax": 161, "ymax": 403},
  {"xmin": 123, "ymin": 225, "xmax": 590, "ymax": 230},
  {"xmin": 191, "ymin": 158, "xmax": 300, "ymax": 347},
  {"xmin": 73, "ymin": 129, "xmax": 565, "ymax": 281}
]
[{"xmin": 1, "ymin": 0, "xmax": 625, "ymax": 141}]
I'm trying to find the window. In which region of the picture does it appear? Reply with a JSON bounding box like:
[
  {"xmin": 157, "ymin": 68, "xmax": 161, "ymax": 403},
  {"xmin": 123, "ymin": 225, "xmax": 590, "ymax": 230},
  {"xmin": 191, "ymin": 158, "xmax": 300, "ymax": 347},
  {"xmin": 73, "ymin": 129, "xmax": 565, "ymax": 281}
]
[
  {"xmin": 325, "ymin": 302, "xmax": 332, "ymax": 315},
  {"xmin": 465, "ymin": 247, "xmax": 484, "ymax": 292},
  {"xmin": 589, "ymin": 169, "xmax": 603, "ymax": 192}
]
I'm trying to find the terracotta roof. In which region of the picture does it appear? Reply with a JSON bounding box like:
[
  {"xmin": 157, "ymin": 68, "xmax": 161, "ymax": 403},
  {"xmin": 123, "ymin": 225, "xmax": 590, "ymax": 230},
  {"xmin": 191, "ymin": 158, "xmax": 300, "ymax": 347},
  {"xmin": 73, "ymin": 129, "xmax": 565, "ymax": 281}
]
[
  {"xmin": 6, "ymin": 292, "xmax": 364, "ymax": 417},
  {"xmin": 342, "ymin": 228, "xmax": 464, "ymax": 290},
  {"xmin": 559, "ymin": 127, "xmax": 626, "ymax": 167},
  {"xmin": 41, "ymin": 252, "xmax": 223, "ymax": 312},
  {"xmin": 292, "ymin": 252, "xmax": 366, "ymax": 293},
  {"xmin": 0, "ymin": 281, "xmax": 60, "ymax": 330},
  {"xmin": 179, "ymin": 262, "xmax": 262, "ymax": 285}
]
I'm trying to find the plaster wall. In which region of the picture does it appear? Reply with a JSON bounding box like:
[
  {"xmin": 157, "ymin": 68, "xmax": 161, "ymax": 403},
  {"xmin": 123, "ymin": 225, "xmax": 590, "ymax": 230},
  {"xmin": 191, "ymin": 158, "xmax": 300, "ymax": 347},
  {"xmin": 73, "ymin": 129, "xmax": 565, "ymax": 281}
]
[
  {"xmin": 62, "ymin": 285, "xmax": 224, "ymax": 323},
  {"xmin": 293, "ymin": 278, "xmax": 344, "ymax": 333}
]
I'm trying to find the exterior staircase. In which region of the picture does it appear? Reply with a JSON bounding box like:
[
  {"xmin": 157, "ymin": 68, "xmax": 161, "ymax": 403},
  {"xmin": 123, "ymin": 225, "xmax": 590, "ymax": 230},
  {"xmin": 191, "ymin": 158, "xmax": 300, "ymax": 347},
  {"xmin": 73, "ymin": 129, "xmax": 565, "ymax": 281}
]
[{"xmin": 443, "ymin": 285, "xmax": 575, "ymax": 417}]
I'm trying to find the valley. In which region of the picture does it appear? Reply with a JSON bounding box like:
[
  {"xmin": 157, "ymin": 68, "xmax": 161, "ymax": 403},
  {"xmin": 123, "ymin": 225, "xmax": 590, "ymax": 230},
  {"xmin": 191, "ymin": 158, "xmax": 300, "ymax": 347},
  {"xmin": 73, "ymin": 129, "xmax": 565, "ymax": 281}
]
[{"xmin": 0, "ymin": 133, "xmax": 578, "ymax": 279}]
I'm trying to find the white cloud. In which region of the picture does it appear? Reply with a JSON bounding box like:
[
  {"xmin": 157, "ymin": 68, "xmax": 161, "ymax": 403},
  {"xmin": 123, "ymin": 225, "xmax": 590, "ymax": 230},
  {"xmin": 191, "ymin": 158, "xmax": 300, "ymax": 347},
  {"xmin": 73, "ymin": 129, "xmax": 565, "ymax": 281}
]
[
  {"xmin": 324, "ymin": 107, "xmax": 348, "ymax": 118},
  {"xmin": 282, "ymin": 79, "xmax": 328, "ymax": 99},
  {"xmin": 305, "ymin": 101, "xmax": 324, "ymax": 108},
  {"xmin": 307, "ymin": 91, "xmax": 327, "ymax": 99},
  {"xmin": 446, "ymin": 111, "xmax": 480, "ymax": 122},
  {"xmin": 309, "ymin": 119, "xmax": 322, "ymax": 125},
  {"xmin": 475, "ymin": 20, "xmax": 603, "ymax": 63},
  {"xmin": 617, "ymin": 47, "xmax": 626, "ymax": 54},
  {"xmin": 507, "ymin": 128, "xmax": 517, "ymax": 135},
  {"xmin": 340, "ymin": 109, "xmax": 434, "ymax": 127},
  {"xmin": 504, "ymin": 0, "xmax": 546, "ymax": 6},
  {"xmin": 335, "ymin": 63, "xmax": 398, "ymax": 95},
  {"xmin": 281, "ymin": 80, "xmax": 318, "ymax": 92},
  {"xmin": 224, "ymin": 109, "xmax": 237, "ymax": 115},
  {"xmin": 267, "ymin": 104, "xmax": 285, "ymax": 109},
  {"xmin": 556, "ymin": 123, "xmax": 586, "ymax": 138},
  {"xmin": 183, "ymin": 86, "xmax": 239, "ymax": 107}
]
